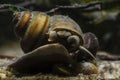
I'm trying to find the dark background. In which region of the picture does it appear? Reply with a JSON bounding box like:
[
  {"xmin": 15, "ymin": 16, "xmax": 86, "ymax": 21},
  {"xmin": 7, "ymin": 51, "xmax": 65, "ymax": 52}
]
[{"xmin": 0, "ymin": 0, "xmax": 120, "ymax": 54}]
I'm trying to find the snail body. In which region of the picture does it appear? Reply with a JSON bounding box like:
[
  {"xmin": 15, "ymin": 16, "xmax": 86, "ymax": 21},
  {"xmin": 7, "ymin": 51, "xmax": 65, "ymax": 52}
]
[
  {"xmin": 8, "ymin": 43, "xmax": 73, "ymax": 75},
  {"xmin": 8, "ymin": 11, "xmax": 99, "ymax": 76}
]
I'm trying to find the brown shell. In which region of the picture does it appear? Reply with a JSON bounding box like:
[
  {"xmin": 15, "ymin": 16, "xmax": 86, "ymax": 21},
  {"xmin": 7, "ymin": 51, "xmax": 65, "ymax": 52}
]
[
  {"xmin": 13, "ymin": 12, "xmax": 84, "ymax": 53},
  {"xmin": 75, "ymin": 62, "xmax": 98, "ymax": 75},
  {"xmin": 14, "ymin": 11, "xmax": 50, "ymax": 53},
  {"xmin": 49, "ymin": 15, "xmax": 84, "ymax": 45}
]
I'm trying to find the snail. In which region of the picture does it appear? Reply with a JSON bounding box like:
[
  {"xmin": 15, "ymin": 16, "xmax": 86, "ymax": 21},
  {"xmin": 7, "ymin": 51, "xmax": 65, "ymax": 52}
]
[{"xmin": 8, "ymin": 11, "xmax": 99, "ymax": 76}]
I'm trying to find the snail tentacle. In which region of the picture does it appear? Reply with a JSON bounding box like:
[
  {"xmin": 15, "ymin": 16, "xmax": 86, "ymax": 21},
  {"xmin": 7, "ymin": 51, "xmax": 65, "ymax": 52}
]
[{"xmin": 78, "ymin": 46, "xmax": 96, "ymax": 60}]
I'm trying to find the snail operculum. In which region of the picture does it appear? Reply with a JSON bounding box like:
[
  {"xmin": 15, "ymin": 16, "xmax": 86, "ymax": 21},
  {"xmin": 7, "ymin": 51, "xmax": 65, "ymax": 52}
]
[{"xmin": 83, "ymin": 32, "xmax": 99, "ymax": 56}]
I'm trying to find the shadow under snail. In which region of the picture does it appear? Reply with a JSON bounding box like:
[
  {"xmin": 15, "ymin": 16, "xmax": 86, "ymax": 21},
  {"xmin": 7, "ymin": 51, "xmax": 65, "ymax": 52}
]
[{"xmin": 7, "ymin": 11, "xmax": 99, "ymax": 76}]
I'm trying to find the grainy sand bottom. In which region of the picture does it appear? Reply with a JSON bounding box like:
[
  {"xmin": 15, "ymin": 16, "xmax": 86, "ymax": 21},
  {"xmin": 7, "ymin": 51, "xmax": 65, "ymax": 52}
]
[{"xmin": 0, "ymin": 59, "xmax": 120, "ymax": 80}]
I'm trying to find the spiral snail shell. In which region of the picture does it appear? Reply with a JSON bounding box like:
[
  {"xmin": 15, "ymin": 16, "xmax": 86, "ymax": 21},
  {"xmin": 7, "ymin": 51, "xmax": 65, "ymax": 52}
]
[
  {"xmin": 13, "ymin": 11, "xmax": 84, "ymax": 53},
  {"xmin": 14, "ymin": 11, "xmax": 49, "ymax": 53}
]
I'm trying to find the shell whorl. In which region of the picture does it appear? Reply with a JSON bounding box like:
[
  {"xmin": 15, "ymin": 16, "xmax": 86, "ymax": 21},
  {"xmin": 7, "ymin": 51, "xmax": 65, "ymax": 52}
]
[
  {"xmin": 14, "ymin": 11, "xmax": 50, "ymax": 53},
  {"xmin": 49, "ymin": 15, "xmax": 84, "ymax": 45}
]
